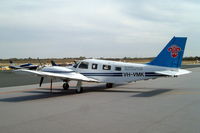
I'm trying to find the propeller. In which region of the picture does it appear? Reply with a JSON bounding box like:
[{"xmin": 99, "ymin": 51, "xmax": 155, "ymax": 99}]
[
  {"xmin": 37, "ymin": 57, "xmax": 46, "ymax": 70},
  {"xmin": 37, "ymin": 57, "xmax": 42, "ymax": 66},
  {"xmin": 39, "ymin": 77, "xmax": 44, "ymax": 87}
]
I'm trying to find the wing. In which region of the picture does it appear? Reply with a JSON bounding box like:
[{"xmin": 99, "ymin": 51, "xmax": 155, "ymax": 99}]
[
  {"xmin": 15, "ymin": 69, "xmax": 98, "ymax": 82},
  {"xmin": 155, "ymin": 69, "xmax": 191, "ymax": 76}
]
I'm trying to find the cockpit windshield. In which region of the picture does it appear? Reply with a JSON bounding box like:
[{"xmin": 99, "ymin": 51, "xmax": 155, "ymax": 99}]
[
  {"xmin": 73, "ymin": 61, "xmax": 80, "ymax": 68},
  {"xmin": 78, "ymin": 62, "xmax": 89, "ymax": 69}
]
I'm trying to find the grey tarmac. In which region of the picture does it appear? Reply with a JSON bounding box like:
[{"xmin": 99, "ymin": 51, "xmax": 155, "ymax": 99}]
[{"xmin": 0, "ymin": 67, "xmax": 199, "ymax": 133}]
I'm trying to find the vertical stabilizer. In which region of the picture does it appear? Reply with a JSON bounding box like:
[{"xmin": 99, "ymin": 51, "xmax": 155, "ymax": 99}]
[{"xmin": 148, "ymin": 37, "xmax": 187, "ymax": 68}]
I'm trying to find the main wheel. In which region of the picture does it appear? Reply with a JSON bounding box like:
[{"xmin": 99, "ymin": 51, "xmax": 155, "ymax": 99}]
[
  {"xmin": 76, "ymin": 87, "xmax": 83, "ymax": 93},
  {"xmin": 106, "ymin": 83, "xmax": 113, "ymax": 88},
  {"xmin": 63, "ymin": 83, "xmax": 69, "ymax": 90}
]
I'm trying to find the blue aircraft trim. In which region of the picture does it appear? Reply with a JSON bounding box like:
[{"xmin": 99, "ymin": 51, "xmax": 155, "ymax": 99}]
[
  {"xmin": 148, "ymin": 37, "xmax": 187, "ymax": 68},
  {"xmin": 145, "ymin": 72, "xmax": 167, "ymax": 77},
  {"xmin": 40, "ymin": 71, "xmax": 167, "ymax": 77},
  {"xmin": 82, "ymin": 73, "xmax": 123, "ymax": 77},
  {"xmin": 82, "ymin": 73, "xmax": 123, "ymax": 75},
  {"xmin": 82, "ymin": 72, "xmax": 167, "ymax": 77}
]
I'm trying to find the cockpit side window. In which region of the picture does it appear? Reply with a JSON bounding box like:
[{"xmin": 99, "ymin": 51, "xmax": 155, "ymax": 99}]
[
  {"xmin": 78, "ymin": 62, "xmax": 89, "ymax": 69},
  {"xmin": 92, "ymin": 64, "xmax": 98, "ymax": 69},
  {"xmin": 103, "ymin": 65, "xmax": 111, "ymax": 70}
]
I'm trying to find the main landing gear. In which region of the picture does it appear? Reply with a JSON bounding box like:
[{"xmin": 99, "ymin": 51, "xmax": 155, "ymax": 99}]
[
  {"xmin": 75, "ymin": 81, "xmax": 83, "ymax": 93},
  {"xmin": 62, "ymin": 81, "xmax": 83, "ymax": 93},
  {"xmin": 63, "ymin": 82, "xmax": 69, "ymax": 90},
  {"xmin": 39, "ymin": 78, "xmax": 83, "ymax": 93}
]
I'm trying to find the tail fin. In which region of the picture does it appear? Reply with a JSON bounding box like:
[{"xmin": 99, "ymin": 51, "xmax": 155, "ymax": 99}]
[
  {"xmin": 51, "ymin": 60, "xmax": 58, "ymax": 66},
  {"xmin": 148, "ymin": 37, "xmax": 187, "ymax": 68}
]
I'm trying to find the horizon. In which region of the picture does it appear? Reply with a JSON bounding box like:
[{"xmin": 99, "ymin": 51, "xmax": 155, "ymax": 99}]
[{"xmin": 0, "ymin": 56, "xmax": 199, "ymax": 60}]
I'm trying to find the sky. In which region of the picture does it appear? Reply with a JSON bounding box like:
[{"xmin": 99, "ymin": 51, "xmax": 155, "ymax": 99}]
[{"xmin": 0, "ymin": 0, "xmax": 199, "ymax": 59}]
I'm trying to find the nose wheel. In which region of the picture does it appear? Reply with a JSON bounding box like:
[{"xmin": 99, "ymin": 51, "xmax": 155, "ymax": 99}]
[{"xmin": 63, "ymin": 82, "xmax": 69, "ymax": 90}]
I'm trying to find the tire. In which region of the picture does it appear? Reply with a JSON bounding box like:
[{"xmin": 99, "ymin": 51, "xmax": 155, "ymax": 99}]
[
  {"xmin": 76, "ymin": 87, "xmax": 83, "ymax": 93},
  {"xmin": 63, "ymin": 83, "xmax": 69, "ymax": 90},
  {"xmin": 106, "ymin": 83, "xmax": 113, "ymax": 88}
]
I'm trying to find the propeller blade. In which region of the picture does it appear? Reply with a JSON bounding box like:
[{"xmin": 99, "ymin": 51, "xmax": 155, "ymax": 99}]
[
  {"xmin": 50, "ymin": 79, "xmax": 53, "ymax": 93},
  {"xmin": 37, "ymin": 57, "xmax": 42, "ymax": 66},
  {"xmin": 39, "ymin": 77, "xmax": 44, "ymax": 87}
]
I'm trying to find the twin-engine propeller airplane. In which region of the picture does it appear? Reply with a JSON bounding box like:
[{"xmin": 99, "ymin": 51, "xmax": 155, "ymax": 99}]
[
  {"xmin": 16, "ymin": 37, "xmax": 191, "ymax": 93},
  {"xmin": 9, "ymin": 60, "xmax": 38, "ymax": 70}
]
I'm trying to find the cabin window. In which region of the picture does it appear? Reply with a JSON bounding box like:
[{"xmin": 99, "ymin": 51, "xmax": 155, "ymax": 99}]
[
  {"xmin": 78, "ymin": 62, "xmax": 89, "ymax": 69},
  {"xmin": 103, "ymin": 65, "xmax": 111, "ymax": 70},
  {"xmin": 115, "ymin": 67, "xmax": 121, "ymax": 71},
  {"xmin": 92, "ymin": 64, "xmax": 98, "ymax": 69}
]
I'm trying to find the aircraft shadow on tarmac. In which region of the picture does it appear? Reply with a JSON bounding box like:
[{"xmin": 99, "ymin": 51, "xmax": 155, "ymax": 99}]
[
  {"xmin": 93, "ymin": 85, "xmax": 172, "ymax": 97},
  {"xmin": 0, "ymin": 84, "xmax": 172, "ymax": 102}
]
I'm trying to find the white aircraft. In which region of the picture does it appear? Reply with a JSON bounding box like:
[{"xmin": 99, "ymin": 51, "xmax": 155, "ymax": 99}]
[
  {"xmin": 17, "ymin": 37, "xmax": 191, "ymax": 93},
  {"xmin": 9, "ymin": 60, "xmax": 38, "ymax": 70}
]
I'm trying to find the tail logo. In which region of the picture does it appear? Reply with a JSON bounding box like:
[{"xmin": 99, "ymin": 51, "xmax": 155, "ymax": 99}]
[{"xmin": 168, "ymin": 45, "xmax": 181, "ymax": 58}]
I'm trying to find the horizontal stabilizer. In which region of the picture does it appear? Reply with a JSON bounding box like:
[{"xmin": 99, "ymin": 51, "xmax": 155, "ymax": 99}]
[{"xmin": 155, "ymin": 69, "xmax": 191, "ymax": 76}]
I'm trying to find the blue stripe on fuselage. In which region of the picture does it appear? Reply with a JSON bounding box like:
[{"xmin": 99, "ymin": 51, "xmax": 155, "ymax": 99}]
[
  {"xmin": 81, "ymin": 72, "xmax": 166, "ymax": 77},
  {"xmin": 81, "ymin": 73, "xmax": 123, "ymax": 77},
  {"xmin": 41, "ymin": 71, "xmax": 167, "ymax": 77},
  {"xmin": 145, "ymin": 72, "xmax": 167, "ymax": 77}
]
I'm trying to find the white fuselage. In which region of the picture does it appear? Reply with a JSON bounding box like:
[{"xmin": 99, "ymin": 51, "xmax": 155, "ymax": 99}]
[{"xmin": 71, "ymin": 59, "xmax": 176, "ymax": 84}]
